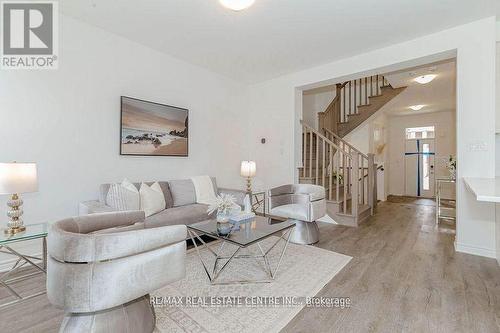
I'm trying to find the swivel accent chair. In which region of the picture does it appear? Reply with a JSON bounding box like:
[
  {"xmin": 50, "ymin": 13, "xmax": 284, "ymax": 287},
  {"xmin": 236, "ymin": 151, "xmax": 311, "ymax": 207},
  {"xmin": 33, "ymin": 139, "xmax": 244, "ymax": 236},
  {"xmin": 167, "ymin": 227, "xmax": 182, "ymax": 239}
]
[
  {"xmin": 268, "ymin": 184, "xmax": 326, "ymax": 244},
  {"xmin": 47, "ymin": 211, "xmax": 186, "ymax": 333}
]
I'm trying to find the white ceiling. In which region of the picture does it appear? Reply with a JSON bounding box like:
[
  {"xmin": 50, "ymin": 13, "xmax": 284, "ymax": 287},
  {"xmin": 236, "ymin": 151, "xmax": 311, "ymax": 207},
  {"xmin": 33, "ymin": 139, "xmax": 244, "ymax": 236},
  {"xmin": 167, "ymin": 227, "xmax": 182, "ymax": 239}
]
[
  {"xmin": 382, "ymin": 60, "xmax": 456, "ymax": 116},
  {"xmin": 62, "ymin": 0, "xmax": 499, "ymax": 83}
]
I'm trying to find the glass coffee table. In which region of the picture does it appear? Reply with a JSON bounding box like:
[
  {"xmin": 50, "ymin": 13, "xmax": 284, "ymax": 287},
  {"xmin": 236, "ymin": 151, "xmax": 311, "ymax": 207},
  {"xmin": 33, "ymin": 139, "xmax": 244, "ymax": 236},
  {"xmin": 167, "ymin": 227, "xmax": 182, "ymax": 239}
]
[
  {"xmin": 0, "ymin": 222, "xmax": 48, "ymax": 308},
  {"xmin": 187, "ymin": 216, "xmax": 295, "ymax": 285}
]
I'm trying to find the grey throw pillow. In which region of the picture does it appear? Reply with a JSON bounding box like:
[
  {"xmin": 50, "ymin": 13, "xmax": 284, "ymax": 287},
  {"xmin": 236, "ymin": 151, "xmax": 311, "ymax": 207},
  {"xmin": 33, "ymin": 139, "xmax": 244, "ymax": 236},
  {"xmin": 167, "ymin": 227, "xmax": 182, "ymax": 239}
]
[
  {"xmin": 158, "ymin": 182, "xmax": 174, "ymax": 209},
  {"xmin": 168, "ymin": 179, "xmax": 196, "ymax": 207}
]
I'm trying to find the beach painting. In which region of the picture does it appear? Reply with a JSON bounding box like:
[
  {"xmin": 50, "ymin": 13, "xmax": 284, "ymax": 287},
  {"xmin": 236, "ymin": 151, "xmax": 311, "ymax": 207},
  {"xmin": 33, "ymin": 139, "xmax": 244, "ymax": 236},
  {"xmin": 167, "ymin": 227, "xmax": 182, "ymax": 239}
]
[{"xmin": 120, "ymin": 96, "xmax": 188, "ymax": 156}]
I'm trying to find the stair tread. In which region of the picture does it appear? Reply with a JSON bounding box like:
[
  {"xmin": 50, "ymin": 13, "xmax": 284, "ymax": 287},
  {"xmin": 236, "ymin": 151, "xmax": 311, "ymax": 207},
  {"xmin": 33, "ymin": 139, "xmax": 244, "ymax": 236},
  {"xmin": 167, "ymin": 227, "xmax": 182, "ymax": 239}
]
[{"xmin": 336, "ymin": 85, "xmax": 407, "ymax": 137}]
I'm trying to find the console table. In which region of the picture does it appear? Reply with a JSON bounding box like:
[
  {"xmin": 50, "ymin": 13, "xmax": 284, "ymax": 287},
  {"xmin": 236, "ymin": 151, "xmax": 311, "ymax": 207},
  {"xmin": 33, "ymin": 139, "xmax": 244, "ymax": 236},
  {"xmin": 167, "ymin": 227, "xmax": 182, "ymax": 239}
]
[
  {"xmin": 0, "ymin": 223, "xmax": 48, "ymax": 308},
  {"xmin": 435, "ymin": 177, "xmax": 456, "ymax": 224}
]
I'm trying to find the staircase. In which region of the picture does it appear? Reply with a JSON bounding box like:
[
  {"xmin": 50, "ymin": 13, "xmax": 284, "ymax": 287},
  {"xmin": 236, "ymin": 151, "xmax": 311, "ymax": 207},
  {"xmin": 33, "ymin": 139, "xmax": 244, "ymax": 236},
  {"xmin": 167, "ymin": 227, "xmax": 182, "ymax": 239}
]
[
  {"xmin": 300, "ymin": 74, "xmax": 404, "ymax": 226},
  {"xmin": 318, "ymin": 75, "xmax": 406, "ymax": 138}
]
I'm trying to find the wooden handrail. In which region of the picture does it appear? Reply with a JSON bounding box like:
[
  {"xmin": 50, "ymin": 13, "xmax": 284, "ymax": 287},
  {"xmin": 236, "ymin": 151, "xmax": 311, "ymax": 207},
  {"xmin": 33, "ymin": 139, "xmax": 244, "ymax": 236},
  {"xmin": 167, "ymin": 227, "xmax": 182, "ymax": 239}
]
[
  {"xmin": 301, "ymin": 119, "xmax": 379, "ymax": 217},
  {"xmin": 300, "ymin": 121, "xmax": 352, "ymax": 158},
  {"xmin": 339, "ymin": 82, "xmax": 349, "ymax": 89},
  {"xmin": 360, "ymin": 164, "xmax": 382, "ymax": 179},
  {"xmin": 323, "ymin": 128, "xmax": 368, "ymax": 159},
  {"xmin": 318, "ymin": 74, "xmax": 388, "ymax": 135}
]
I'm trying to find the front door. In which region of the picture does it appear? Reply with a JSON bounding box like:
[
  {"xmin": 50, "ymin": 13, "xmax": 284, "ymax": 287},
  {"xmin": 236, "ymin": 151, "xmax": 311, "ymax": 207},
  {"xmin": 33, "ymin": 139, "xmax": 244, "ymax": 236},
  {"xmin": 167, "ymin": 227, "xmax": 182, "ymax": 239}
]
[{"xmin": 405, "ymin": 138, "xmax": 435, "ymax": 197}]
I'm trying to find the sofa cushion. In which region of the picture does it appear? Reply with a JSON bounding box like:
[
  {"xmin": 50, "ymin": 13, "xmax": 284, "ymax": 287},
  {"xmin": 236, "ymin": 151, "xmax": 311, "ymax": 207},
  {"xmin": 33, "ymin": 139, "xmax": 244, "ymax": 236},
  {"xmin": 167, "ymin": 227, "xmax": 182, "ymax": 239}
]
[
  {"xmin": 145, "ymin": 204, "xmax": 214, "ymax": 228},
  {"xmin": 168, "ymin": 179, "xmax": 197, "ymax": 207},
  {"xmin": 100, "ymin": 181, "xmax": 173, "ymax": 209}
]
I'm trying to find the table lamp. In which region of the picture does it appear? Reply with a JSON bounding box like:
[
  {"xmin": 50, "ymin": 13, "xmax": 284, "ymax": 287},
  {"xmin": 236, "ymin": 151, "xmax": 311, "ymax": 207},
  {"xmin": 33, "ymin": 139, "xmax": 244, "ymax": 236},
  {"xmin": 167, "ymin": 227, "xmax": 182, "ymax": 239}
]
[
  {"xmin": 0, "ymin": 162, "xmax": 38, "ymax": 234},
  {"xmin": 240, "ymin": 161, "xmax": 256, "ymax": 193}
]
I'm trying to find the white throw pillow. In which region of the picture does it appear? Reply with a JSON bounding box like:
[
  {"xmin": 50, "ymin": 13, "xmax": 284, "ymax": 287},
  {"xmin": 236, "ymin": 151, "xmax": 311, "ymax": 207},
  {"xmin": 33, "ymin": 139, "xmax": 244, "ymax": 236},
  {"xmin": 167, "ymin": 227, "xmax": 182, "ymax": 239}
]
[
  {"xmin": 191, "ymin": 175, "xmax": 217, "ymax": 205},
  {"xmin": 140, "ymin": 182, "xmax": 166, "ymax": 217},
  {"xmin": 106, "ymin": 179, "xmax": 140, "ymax": 211}
]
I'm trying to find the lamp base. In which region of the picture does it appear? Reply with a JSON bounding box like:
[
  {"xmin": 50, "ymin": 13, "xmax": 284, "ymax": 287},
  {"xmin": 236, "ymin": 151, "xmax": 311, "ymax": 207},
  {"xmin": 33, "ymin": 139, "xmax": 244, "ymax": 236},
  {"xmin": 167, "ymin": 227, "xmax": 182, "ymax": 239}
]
[
  {"xmin": 5, "ymin": 193, "xmax": 26, "ymax": 235},
  {"xmin": 246, "ymin": 177, "xmax": 252, "ymax": 194},
  {"xmin": 4, "ymin": 225, "xmax": 26, "ymax": 235}
]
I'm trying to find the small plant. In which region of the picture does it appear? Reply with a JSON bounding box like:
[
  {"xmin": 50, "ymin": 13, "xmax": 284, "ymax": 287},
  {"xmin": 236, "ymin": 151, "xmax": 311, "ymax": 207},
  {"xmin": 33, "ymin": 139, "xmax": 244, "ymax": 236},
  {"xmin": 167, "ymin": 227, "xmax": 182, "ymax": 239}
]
[
  {"xmin": 207, "ymin": 193, "xmax": 238, "ymax": 216},
  {"xmin": 331, "ymin": 170, "xmax": 343, "ymax": 184}
]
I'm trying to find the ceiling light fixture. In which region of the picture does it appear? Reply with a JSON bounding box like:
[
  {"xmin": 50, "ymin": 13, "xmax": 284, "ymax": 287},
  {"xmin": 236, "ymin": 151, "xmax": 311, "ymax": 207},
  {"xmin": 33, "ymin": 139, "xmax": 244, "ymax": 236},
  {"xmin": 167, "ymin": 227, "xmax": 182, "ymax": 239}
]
[
  {"xmin": 409, "ymin": 105, "xmax": 425, "ymax": 111},
  {"xmin": 219, "ymin": 0, "xmax": 255, "ymax": 11},
  {"xmin": 414, "ymin": 74, "xmax": 437, "ymax": 84}
]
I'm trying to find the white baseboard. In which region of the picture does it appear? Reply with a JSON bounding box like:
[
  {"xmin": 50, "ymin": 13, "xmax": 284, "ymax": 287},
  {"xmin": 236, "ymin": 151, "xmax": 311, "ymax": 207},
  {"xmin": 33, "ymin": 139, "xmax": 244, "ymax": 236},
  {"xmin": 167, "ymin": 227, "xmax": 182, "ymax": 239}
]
[{"xmin": 455, "ymin": 242, "xmax": 496, "ymax": 259}]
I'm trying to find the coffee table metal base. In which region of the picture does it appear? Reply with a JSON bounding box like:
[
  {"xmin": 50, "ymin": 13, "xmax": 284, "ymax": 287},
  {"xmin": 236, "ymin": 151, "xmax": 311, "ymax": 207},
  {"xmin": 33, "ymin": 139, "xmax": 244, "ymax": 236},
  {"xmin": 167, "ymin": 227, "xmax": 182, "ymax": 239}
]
[{"xmin": 187, "ymin": 228, "xmax": 294, "ymax": 285}]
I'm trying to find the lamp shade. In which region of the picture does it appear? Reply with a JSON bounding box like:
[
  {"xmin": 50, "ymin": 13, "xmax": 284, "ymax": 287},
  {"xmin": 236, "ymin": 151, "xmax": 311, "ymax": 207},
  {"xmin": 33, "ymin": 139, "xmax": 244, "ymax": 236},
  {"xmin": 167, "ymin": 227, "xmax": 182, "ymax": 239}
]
[
  {"xmin": 0, "ymin": 163, "xmax": 38, "ymax": 194},
  {"xmin": 240, "ymin": 161, "xmax": 256, "ymax": 178}
]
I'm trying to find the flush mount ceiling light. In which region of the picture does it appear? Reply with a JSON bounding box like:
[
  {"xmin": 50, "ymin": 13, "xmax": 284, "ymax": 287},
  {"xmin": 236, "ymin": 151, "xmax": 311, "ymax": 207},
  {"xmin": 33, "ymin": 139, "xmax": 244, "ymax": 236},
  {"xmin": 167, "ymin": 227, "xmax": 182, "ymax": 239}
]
[
  {"xmin": 409, "ymin": 105, "xmax": 425, "ymax": 111},
  {"xmin": 413, "ymin": 74, "xmax": 437, "ymax": 84},
  {"xmin": 219, "ymin": 0, "xmax": 255, "ymax": 11}
]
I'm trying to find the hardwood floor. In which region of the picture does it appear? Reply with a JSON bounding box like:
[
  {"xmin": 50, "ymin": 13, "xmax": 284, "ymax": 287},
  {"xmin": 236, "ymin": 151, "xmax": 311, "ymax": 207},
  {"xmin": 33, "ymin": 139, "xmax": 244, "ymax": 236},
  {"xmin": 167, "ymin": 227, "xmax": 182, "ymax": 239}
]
[
  {"xmin": 1, "ymin": 199, "xmax": 499, "ymax": 333},
  {"xmin": 283, "ymin": 198, "xmax": 500, "ymax": 333}
]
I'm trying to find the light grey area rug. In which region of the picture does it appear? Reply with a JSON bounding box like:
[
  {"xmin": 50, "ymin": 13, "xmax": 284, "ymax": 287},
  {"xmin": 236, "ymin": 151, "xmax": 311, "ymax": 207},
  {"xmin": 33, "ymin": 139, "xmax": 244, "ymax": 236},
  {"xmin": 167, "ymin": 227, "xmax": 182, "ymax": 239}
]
[{"xmin": 153, "ymin": 237, "xmax": 351, "ymax": 333}]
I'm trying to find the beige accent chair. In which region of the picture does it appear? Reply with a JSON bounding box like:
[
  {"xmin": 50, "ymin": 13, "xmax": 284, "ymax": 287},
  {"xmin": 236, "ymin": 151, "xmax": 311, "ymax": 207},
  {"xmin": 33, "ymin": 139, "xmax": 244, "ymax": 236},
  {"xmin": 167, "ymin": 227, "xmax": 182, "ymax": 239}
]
[
  {"xmin": 47, "ymin": 211, "xmax": 186, "ymax": 333},
  {"xmin": 268, "ymin": 184, "xmax": 326, "ymax": 245}
]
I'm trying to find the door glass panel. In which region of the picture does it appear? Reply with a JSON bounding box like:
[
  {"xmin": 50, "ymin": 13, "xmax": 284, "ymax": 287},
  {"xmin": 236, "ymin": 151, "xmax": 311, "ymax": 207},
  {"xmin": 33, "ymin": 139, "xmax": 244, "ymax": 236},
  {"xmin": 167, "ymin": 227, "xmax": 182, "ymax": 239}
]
[
  {"xmin": 422, "ymin": 143, "xmax": 430, "ymax": 190},
  {"xmin": 405, "ymin": 126, "xmax": 435, "ymax": 140}
]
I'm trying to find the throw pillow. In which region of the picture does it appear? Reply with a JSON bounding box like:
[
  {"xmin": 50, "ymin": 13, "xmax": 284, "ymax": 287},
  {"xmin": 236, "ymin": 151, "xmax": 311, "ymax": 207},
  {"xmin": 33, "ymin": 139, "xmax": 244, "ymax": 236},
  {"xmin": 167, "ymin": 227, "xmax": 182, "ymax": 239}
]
[
  {"xmin": 191, "ymin": 175, "xmax": 217, "ymax": 205},
  {"xmin": 140, "ymin": 182, "xmax": 166, "ymax": 217},
  {"xmin": 106, "ymin": 179, "xmax": 140, "ymax": 211},
  {"xmin": 168, "ymin": 179, "xmax": 197, "ymax": 207}
]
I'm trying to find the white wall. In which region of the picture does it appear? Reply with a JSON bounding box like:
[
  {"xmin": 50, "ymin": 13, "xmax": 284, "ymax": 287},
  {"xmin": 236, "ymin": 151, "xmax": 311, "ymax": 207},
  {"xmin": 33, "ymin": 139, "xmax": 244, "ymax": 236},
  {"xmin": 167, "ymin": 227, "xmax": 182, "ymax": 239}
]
[
  {"xmin": 496, "ymin": 43, "xmax": 500, "ymax": 176},
  {"xmin": 342, "ymin": 122, "xmax": 371, "ymax": 155},
  {"xmin": 246, "ymin": 17, "xmax": 496, "ymax": 258},
  {"xmin": 0, "ymin": 16, "xmax": 248, "ymax": 266},
  {"xmin": 387, "ymin": 111, "xmax": 456, "ymax": 197},
  {"xmin": 497, "ymin": 43, "xmax": 500, "ymax": 132},
  {"xmin": 302, "ymin": 88, "xmax": 336, "ymax": 129}
]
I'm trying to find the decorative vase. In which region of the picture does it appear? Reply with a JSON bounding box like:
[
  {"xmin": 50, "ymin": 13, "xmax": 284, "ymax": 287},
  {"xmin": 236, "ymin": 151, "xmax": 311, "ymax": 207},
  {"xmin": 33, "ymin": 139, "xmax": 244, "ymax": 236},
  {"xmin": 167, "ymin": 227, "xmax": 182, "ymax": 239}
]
[
  {"xmin": 216, "ymin": 221, "xmax": 232, "ymax": 236},
  {"xmin": 243, "ymin": 194, "xmax": 252, "ymax": 213},
  {"xmin": 216, "ymin": 210, "xmax": 232, "ymax": 236},
  {"xmin": 449, "ymin": 168, "xmax": 456, "ymax": 180},
  {"xmin": 216, "ymin": 210, "xmax": 229, "ymax": 223}
]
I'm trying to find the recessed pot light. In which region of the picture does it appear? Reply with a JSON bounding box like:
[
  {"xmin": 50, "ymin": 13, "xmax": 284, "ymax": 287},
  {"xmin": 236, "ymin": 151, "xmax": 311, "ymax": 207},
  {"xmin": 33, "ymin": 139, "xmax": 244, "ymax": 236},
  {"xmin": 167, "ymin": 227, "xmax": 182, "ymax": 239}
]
[
  {"xmin": 414, "ymin": 74, "xmax": 437, "ymax": 84},
  {"xmin": 219, "ymin": 0, "xmax": 255, "ymax": 11},
  {"xmin": 409, "ymin": 105, "xmax": 425, "ymax": 111}
]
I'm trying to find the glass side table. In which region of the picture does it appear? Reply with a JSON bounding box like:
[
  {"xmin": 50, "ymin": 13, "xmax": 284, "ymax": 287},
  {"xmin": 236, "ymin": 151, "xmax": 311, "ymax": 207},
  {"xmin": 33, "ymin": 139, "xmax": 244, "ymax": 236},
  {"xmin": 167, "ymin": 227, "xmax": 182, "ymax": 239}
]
[
  {"xmin": 435, "ymin": 177, "xmax": 456, "ymax": 224},
  {"xmin": 251, "ymin": 190, "xmax": 266, "ymax": 216},
  {"xmin": 0, "ymin": 222, "xmax": 48, "ymax": 308}
]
